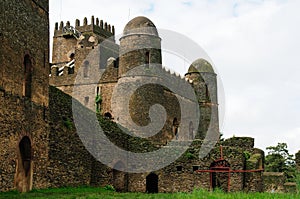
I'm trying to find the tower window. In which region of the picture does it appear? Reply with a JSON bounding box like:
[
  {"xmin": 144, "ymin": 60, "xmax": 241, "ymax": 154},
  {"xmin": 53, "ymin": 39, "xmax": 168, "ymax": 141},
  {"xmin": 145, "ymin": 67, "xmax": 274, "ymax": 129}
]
[
  {"xmin": 69, "ymin": 53, "xmax": 75, "ymax": 60},
  {"xmin": 173, "ymin": 118, "xmax": 179, "ymax": 140},
  {"xmin": 24, "ymin": 55, "xmax": 32, "ymax": 98},
  {"xmin": 205, "ymin": 84, "xmax": 209, "ymax": 99},
  {"xmin": 83, "ymin": 60, "xmax": 89, "ymax": 78},
  {"xmin": 145, "ymin": 51, "xmax": 150, "ymax": 65},
  {"xmin": 84, "ymin": 96, "xmax": 89, "ymax": 106},
  {"xmin": 68, "ymin": 67, "xmax": 74, "ymax": 74}
]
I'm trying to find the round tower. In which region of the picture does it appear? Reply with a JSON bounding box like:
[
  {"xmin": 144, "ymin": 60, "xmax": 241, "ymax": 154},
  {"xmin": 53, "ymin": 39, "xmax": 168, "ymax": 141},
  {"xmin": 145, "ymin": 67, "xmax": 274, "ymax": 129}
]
[
  {"xmin": 185, "ymin": 59, "xmax": 219, "ymax": 139},
  {"xmin": 118, "ymin": 16, "xmax": 162, "ymax": 77}
]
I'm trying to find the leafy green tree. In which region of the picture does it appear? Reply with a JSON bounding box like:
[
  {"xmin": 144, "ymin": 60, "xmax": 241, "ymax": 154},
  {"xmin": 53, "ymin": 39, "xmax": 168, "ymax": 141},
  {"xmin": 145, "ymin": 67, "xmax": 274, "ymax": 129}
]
[{"xmin": 265, "ymin": 143, "xmax": 296, "ymax": 181}]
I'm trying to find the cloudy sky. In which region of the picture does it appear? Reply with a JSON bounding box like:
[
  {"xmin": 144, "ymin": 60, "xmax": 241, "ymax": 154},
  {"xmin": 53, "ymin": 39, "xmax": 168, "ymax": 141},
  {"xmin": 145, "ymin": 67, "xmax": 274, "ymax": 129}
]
[{"xmin": 49, "ymin": 0, "xmax": 300, "ymax": 155}]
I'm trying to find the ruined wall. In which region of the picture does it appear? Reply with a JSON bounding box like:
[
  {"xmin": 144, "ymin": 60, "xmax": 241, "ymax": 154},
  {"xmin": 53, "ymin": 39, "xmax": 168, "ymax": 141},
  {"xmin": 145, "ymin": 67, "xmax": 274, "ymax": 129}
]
[{"xmin": 263, "ymin": 172, "xmax": 286, "ymax": 193}]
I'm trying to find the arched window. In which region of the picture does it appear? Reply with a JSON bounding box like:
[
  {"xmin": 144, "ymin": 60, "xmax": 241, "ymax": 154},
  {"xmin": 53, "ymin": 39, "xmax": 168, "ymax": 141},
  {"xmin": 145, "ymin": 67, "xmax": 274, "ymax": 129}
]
[
  {"xmin": 173, "ymin": 118, "xmax": 179, "ymax": 140},
  {"xmin": 15, "ymin": 136, "xmax": 33, "ymax": 192},
  {"xmin": 145, "ymin": 51, "xmax": 150, "ymax": 65},
  {"xmin": 104, "ymin": 112, "xmax": 112, "ymax": 119},
  {"xmin": 205, "ymin": 84, "xmax": 209, "ymax": 99},
  {"xmin": 24, "ymin": 55, "xmax": 32, "ymax": 98},
  {"xmin": 83, "ymin": 60, "xmax": 89, "ymax": 78},
  {"xmin": 69, "ymin": 53, "xmax": 75, "ymax": 60},
  {"xmin": 189, "ymin": 121, "xmax": 194, "ymax": 140}
]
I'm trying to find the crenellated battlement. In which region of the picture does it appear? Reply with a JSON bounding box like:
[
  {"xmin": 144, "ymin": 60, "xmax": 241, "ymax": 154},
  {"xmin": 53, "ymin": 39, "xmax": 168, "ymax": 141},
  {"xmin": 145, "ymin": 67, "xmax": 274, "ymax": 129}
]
[{"xmin": 54, "ymin": 16, "xmax": 115, "ymax": 39}]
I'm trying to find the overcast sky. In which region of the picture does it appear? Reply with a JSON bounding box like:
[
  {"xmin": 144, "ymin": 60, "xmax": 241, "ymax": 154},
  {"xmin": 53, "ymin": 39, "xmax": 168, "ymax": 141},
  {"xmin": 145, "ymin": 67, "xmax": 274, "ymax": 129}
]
[{"xmin": 49, "ymin": 0, "xmax": 300, "ymax": 155}]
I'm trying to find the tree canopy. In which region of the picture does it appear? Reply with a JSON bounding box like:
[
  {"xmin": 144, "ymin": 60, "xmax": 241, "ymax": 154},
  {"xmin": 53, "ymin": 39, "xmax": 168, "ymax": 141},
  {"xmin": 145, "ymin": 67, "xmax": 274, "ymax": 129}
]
[{"xmin": 265, "ymin": 143, "xmax": 296, "ymax": 181}]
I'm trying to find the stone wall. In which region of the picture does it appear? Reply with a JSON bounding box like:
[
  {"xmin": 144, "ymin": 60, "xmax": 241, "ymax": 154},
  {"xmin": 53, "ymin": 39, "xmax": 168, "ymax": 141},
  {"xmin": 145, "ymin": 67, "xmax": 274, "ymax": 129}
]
[
  {"xmin": 0, "ymin": 0, "xmax": 49, "ymax": 106},
  {"xmin": 0, "ymin": 0, "xmax": 49, "ymax": 192},
  {"xmin": 263, "ymin": 172, "xmax": 286, "ymax": 193},
  {"xmin": 0, "ymin": 89, "xmax": 49, "ymax": 192}
]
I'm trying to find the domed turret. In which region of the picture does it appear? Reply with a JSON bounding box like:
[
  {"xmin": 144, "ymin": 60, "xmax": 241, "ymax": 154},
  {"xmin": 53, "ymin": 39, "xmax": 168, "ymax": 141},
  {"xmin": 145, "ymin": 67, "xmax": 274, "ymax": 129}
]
[
  {"xmin": 185, "ymin": 58, "xmax": 219, "ymax": 139},
  {"xmin": 118, "ymin": 16, "xmax": 162, "ymax": 77},
  {"xmin": 188, "ymin": 58, "xmax": 215, "ymax": 74},
  {"xmin": 123, "ymin": 16, "xmax": 158, "ymax": 37}
]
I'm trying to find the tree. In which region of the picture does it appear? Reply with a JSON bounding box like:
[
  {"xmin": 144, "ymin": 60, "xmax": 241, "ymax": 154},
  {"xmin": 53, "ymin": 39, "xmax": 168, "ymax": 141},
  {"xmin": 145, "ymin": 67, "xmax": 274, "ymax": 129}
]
[{"xmin": 265, "ymin": 143, "xmax": 296, "ymax": 181}]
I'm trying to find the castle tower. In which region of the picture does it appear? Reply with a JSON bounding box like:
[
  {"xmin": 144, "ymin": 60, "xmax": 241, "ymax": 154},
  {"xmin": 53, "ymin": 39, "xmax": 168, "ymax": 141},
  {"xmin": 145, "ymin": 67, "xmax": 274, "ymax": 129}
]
[
  {"xmin": 50, "ymin": 16, "xmax": 118, "ymax": 110},
  {"xmin": 118, "ymin": 16, "xmax": 162, "ymax": 77},
  {"xmin": 0, "ymin": 0, "xmax": 49, "ymax": 192},
  {"xmin": 112, "ymin": 17, "xmax": 184, "ymax": 144},
  {"xmin": 185, "ymin": 59, "xmax": 219, "ymax": 139}
]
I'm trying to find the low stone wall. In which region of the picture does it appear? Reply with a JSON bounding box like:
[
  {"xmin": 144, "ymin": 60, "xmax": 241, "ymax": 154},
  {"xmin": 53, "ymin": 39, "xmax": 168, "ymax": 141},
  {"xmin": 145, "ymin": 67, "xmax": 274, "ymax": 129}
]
[{"xmin": 263, "ymin": 172, "xmax": 286, "ymax": 193}]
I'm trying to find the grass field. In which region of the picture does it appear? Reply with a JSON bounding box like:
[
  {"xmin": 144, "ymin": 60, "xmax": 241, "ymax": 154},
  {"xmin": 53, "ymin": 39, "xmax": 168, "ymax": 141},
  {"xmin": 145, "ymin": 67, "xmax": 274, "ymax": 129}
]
[{"xmin": 0, "ymin": 186, "xmax": 298, "ymax": 199}]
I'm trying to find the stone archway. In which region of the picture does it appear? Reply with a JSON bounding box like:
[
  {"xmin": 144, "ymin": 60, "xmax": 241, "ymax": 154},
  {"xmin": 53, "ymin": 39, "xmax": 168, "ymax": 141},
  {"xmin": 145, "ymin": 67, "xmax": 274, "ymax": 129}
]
[
  {"xmin": 146, "ymin": 173, "xmax": 158, "ymax": 193},
  {"xmin": 15, "ymin": 136, "xmax": 33, "ymax": 192}
]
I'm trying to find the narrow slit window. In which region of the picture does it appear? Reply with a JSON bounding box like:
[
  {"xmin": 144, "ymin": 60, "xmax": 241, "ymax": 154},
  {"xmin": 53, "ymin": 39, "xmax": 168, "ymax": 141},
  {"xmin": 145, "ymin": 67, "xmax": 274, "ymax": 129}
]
[
  {"xmin": 84, "ymin": 96, "xmax": 89, "ymax": 106},
  {"xmin": 83, "ymin": 60, "xmax": 89, "ymax": 78},
  {"xmin": 145, "ymin": 51, "xmax": 150, "ymax": 65}
]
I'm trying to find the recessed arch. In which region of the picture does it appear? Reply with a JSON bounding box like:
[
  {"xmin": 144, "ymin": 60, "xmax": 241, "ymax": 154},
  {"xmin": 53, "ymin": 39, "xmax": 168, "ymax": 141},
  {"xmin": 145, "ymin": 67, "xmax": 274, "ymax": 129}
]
[{"xmin": 15, "ymin": 136, "xmax": 33, "ymax": 192}]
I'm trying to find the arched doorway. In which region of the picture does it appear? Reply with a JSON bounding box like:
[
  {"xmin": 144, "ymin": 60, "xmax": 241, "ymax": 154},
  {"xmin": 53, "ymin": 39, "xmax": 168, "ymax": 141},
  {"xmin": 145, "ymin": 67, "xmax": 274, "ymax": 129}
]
[
  {"xmin": 24, "ymin": 55, "xmax": 32, "ymax": 98},
  {"xmin": 146, "ymin": 173, "xmax": 158, "ymax": 193},
  {"xmin": 15, "ymin": 136, "xmax": 33, "ymax": 192},
  {"xmin": 112, "ymin": 161, "xmax": 126, "ymax": 192},
  {"xmin": 210, "ymin": 159, "xmax": 230, "ymax": 192}
]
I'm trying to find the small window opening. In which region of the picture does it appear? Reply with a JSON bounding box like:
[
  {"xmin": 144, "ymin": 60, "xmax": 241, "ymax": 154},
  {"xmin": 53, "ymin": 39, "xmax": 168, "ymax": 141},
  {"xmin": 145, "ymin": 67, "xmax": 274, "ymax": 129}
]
[
  {"xmin": 189, "ymin": 121, "xmax": 194, "ymax": 140},
  {"xmin": 104, "ymin": 112, "xmax": 112, "ymax": 119},
  {"xmin": 83, "ymin": 60, "xmax": 89, "ymax": 78},
  {"xmin": 205, "ymin": 84, "xmax": 209, "ymax": 99},
  {"xmin": 176, "ymin": 165, "xmax": 183, "ymax": 172},
  {"xmin": 193, "ymin": 165, "xmax": 199, "ymax": 172},
  {"xmin": 84, "ymin": 96, "xmax": 89, "ymax": 106},
  {"xmin": 145, "ymin": 51, "xmax": 150, "ymax": 65},
  {"xmin": 69, "ymin": 53, "xmax": 75, "ymax": 60},
  {"xmin": 173, "ymin": 118, "xmax": 179, "ymax": 140},
  {"xmin": 24, "ymin": 55, "xmax": 32, "ymax": 98}
]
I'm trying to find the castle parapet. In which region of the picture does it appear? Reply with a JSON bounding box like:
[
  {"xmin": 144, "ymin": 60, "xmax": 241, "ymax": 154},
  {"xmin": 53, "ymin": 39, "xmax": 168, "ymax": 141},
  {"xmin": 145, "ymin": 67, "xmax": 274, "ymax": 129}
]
[{"xmin": 54, "ymin": 16, "xmax": 115, "ymax": 39}]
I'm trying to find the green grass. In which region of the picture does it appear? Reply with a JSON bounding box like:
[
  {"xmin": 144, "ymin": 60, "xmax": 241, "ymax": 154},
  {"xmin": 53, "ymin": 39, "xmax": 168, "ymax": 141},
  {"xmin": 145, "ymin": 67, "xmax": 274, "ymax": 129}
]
[{"xmin": 0, "ymin": 187, "xmax": 298, "ymax": 199}]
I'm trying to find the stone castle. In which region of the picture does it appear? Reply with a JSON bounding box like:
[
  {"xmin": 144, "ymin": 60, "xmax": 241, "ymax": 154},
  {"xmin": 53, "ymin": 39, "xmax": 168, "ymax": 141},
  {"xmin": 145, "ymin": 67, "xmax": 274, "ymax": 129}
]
[{"xmin": 0, "ymin": 0, "xmax": 269, "ymax": 193}]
